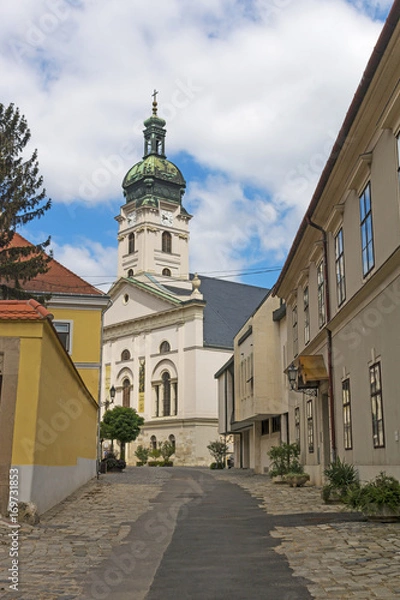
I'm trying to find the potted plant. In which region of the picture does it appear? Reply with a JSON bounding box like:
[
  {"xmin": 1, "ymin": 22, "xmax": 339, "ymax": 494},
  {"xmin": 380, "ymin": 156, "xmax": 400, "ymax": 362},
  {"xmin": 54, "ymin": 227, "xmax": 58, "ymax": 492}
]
[
  {"xmin": 148, "ymin": 446, "xmax": 162, "ymax": 466},
  {"xmin": 284, "ymin": 460, "xmax": 310, "ymax": 487},
  {"xmin": 207, "ymin": 439, "xmax": 229, "ymax": 469},
  {"xmin": 160, "ymin": 440, "xmax": 175, "ymax": 466},
  {"xmin": 134, "ymin": 444, "xmax": 150, "ymax": 466},
  {"xmin": 344, "ymin": 472, "xmax": 400, "ymax": 522},
  {"xmin": 267, "ymin": 443, "xmax": 302, "ymax": 483},
  {"xmin": 322, "ymin": 457, "xmax": 358, "ymax": 504}
]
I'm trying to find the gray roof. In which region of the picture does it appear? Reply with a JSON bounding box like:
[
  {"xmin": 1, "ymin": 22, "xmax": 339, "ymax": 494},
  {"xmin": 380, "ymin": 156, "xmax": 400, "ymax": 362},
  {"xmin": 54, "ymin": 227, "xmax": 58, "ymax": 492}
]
[{"xmin": 195, "ymin": 275, "xmax": 268, "ymax": 350}]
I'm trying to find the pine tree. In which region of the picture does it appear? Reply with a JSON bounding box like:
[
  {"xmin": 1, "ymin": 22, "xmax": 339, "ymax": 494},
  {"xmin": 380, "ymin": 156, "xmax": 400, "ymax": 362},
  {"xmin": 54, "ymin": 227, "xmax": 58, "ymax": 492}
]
[{"xmin": 0, "ymin": 102, "xmax": 51, "ymax": 299}]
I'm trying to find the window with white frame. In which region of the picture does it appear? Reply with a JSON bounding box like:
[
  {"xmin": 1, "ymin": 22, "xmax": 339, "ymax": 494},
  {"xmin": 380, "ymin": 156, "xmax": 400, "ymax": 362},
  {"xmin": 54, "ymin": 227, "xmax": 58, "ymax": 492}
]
[
  {"xmin": 294, "ymin": 407, "xmax": 300, "ymax": 449},
  {"xmin": 396, "ymin": 132, "xmax": 400, "ymax": 184},
  {"xmin": 335, "ymin": 228, "xmax": 346, "ymax": 306},
  {"xmin": 306, "ymin": 399, "xmax": 314, "ymax": 453},
  {"xmin": 317, "ymin": 262, "xmax": 325, "ymax": 327},
  {"xmin": 370, "ymin": 362, "xmax": 385, "ymax": 448},
  {"xmin": 292, "ymin": 305, "xmax": 298, "ymax": 357},
  {"xmin": 342, "ymin": 378, "xmax": 353, "ymax": 450},
  {"xmin": 359, "ymin": 183, "xmax": 375, "ymax": 276},
  {"xmin": 53, "ymin": 321, "xmax": 72, "ymax": 353},
  {"xmin": 303, "ymin": 286, "xmax": 310, "ymax": 345}
]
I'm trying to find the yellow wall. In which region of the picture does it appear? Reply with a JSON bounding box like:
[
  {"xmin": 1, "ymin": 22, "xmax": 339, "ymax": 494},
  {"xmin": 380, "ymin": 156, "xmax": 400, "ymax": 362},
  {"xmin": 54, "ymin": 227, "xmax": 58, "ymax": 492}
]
[
  {"xmin": 50, "ymin": 306, "xmax": 102, "ymax": 399},
  {"xmin": 3, "ymin": 319, "xmax": 98, "ymax": 467}
]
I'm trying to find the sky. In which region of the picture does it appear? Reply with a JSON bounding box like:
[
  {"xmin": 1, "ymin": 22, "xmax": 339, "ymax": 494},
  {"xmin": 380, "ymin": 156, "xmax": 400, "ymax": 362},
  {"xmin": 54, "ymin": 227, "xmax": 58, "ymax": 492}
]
[{"xmin": 0, "ymin": 0, "xmax": 394, "ymax": 292}]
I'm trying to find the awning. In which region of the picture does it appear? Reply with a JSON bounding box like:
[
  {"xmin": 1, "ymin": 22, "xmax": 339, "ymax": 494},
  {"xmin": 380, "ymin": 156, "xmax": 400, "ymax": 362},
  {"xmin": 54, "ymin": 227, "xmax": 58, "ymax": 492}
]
[{"xmin": 298, "ymin": 354, "xmax": 328, "ymax": 384}]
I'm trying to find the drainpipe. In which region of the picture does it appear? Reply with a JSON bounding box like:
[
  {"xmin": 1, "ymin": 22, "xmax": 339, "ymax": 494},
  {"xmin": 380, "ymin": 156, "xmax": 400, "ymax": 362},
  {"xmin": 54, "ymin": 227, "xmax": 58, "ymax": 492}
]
[{"xmin": 305, "ymin": 217, "xmax": 336, "ymax": 461}]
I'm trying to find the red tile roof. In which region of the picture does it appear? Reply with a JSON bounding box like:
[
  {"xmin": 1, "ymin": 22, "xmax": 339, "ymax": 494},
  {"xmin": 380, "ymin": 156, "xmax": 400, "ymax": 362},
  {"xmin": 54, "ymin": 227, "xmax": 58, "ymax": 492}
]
[
  {"xmin": 0, "ymin": 299, "xmax": 53, "ymax": 321},
  {"xmin": 5, "ymin": 233, "xmax": 105, "ymax": 296}
]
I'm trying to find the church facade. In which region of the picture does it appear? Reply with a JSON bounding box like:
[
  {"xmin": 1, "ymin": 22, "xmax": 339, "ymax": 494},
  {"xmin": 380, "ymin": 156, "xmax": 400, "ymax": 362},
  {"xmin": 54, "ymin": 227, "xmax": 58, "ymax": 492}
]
[{"xmin": 101, "ymin": 98, "xmax": 267, "ymax": 465}]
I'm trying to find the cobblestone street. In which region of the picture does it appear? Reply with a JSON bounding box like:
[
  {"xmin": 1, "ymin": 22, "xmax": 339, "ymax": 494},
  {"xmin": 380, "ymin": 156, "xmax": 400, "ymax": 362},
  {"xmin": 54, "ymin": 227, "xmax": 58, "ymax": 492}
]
[{"xmin": 0, "ymin": 467, "xmax": 399, "ymax": 599}]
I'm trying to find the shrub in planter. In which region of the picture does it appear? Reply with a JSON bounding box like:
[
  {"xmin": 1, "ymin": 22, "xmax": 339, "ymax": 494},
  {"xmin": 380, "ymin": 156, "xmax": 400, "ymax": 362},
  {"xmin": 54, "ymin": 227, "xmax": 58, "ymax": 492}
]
[
  {"xmin": 160, "ymin": 460, "xmax": 174, "ymax": 467},
  {"xmin": 102, "ymin": 451, "xmax": 126, "ymax": 472},
  {"xmin": 148, "ymin": 460, "xmax": 161, "ymax": 467},
  {"xmin": 344, "ymin": 472, "xmax": 400, "ymax": 521},
  {"xmin": 322, "ymin": 457, "xmax": 358, "ymax": 504},
  {"xmin": 284, "ymin": 472, "xmax": 310, "ymax": 487},
  {"xmin": 210, "ymin": 462, "xmax": 224, "ymax": 470},
  {"xmin": 160, "ymin": 441, "xmax": 175, "ymax": 465},
  {"xmin": 134, "ymin": 445, "xmax": 150, "ymax": 466},
  {"xmin": 267, "ymin": 443, "xmax": 301, "ymax": 481},
  {"xmin": 207, "ymin": 439, "xmax": 229, "ymax": 469}
]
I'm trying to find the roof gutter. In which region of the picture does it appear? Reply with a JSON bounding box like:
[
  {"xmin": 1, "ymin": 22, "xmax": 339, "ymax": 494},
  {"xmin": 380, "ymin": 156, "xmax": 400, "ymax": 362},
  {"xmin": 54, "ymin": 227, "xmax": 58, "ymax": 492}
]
[{"xmin": 273, "ymin": 0, "xmax": 400, "ymax": 296}]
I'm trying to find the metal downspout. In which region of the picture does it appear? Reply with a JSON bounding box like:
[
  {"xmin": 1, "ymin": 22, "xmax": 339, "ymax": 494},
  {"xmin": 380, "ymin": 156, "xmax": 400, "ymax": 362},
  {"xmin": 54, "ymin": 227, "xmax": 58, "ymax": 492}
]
[{"xmin": 305, "ymin": 217, "xmax": 336, "ymax": 460}]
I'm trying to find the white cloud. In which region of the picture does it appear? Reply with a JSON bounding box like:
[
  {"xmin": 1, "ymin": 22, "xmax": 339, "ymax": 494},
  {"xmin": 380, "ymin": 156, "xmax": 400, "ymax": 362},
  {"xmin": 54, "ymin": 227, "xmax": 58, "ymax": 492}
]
[{"xmin": 0, "ymin": 0, "xmax": 388, "ymax": 280}]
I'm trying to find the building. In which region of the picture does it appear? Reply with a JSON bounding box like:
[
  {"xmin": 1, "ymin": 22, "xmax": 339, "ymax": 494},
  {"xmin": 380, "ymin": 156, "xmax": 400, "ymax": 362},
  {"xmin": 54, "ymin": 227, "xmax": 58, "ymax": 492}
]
[
  {"xmin": 0, "ymin": 299, "xmax": 98, "ymax": 515},
  {"xmin": 216, "ymin": 294, "xmax": 288, "ymax": 473},
  {"xmin": 5, "ymin": 233, "xmax": 109, "ymax": 400},
  {"xmin": 102, "ymin": 98, "xmax": 268, "ymax": 465},
  {"xmin": 273, "ymin": 1, "xmax": 400, "ymax": 484}
]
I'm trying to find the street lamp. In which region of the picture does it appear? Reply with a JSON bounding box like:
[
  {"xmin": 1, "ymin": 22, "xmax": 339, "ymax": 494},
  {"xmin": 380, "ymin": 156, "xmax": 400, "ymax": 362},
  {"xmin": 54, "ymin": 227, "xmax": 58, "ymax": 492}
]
[
  {"xmin": 97, "ymin": 383, "xmax": 116, "ymax": 477},
  {"xmin": 286, "ymin": 362, "xmax": 318, "ymax": 396}
]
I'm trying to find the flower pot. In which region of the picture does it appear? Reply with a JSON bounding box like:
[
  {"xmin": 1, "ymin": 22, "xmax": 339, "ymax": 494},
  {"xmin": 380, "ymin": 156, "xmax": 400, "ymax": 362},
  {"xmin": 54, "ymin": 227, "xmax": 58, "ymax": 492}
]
[
  {"xmin": 285, "ymin": 474, "xmax": 310, "ymax": 487},
  {"xmin": 363, "ymin": 504, "xmax": 400, "ymax": 522}
]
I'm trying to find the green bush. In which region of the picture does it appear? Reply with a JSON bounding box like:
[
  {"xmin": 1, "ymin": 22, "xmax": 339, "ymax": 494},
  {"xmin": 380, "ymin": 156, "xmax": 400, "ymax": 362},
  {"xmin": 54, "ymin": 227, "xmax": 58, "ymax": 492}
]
[
  {"xmin": 323, "ymin": 457, "xmax": 358, "ymax": 503},
  {"xmin": 267, "ymin": 443, "xmax": 301, "ymax": 478},
  {"xmin": 344, "ymin": 472, "xmax": 400, "ymax": 515},
  {"xmin": 134, "ymin": 445, "xmax": 150, "ymax": 465}
]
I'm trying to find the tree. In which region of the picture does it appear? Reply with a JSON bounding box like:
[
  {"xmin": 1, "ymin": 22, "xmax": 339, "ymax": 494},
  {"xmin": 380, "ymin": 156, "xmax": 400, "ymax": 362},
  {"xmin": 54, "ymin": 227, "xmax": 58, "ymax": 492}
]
[
  {"xmin": 100, "ymin": 406, "xmax": 144, "ymax": 461},
  {"xmin": 0, "ymin": 102, "xmax": 51, "ymax": 299},
  {"xmin": 207, "ymin": 439, "xmax": 229, "ymax": 469}
]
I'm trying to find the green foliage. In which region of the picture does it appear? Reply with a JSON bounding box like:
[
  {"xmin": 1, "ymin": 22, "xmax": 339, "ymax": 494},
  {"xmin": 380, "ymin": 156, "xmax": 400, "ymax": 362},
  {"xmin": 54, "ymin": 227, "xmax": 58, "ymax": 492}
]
[
  {"xmin": 207, "ymin": 439, "xmax": 229, "ymax": 468},
  {"xmin": 102, "ymin": 451, "xmax": 126, "ymax": 471},
  {"xmin": 267, "ymin": 443, "xmax": 301, "ymax": 478},
  {"xmin": 344, "ymin": 472, "xmax": 400, "ymax": 515},
  {"xmin": 322, "ymin": 457, "xmax": 358, "ymax": 503},
  {"xmin": 210, "ymin": 462, "xmax": 224, "ymax": 470},
  {"xmin": 134, "ymin": 445, "xmax": 150, "ymax": 465},
  {"xmin": 149, "ymin": 447, "xmax": 162, "ymax": 460},
  {"xmin": 100, "ymin": 406, "xmax": 144, "ymax": 461},
  {"xmin": 0, "ymin": 102, "xmax": 52, "ymax": 299},
  {"xmin": 160, "ymin": 441, "xmax": 175, "ymax": 462}
]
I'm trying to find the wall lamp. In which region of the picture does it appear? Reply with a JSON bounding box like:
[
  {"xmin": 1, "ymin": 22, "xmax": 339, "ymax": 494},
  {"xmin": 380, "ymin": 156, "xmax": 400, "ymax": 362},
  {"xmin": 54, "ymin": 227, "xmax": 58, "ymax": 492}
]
[
  {"xmin": 101, "ymin": 384, "xmax": 116, "ymax": 409},
  {"xmin": 287, "ymin": 363, "xmax": 318, "ymax": 396}
]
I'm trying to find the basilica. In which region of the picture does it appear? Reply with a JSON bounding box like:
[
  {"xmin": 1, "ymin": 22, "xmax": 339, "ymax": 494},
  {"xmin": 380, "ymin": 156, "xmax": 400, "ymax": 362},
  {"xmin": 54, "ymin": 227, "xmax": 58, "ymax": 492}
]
[{"xmin": 101, "ymin": 98, "xmax": 268, "ymax": 465}]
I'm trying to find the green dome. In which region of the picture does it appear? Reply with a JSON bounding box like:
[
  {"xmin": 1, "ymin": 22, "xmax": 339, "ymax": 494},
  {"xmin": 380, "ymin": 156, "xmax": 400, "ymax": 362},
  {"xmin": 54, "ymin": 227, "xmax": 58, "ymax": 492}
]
[{"xmin": 122, "ymin": 154, "xmax": 186, "ymax": 189}]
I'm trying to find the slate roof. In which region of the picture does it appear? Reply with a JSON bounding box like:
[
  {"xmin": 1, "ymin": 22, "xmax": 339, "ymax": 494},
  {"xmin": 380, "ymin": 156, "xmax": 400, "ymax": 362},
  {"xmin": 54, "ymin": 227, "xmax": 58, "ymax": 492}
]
[
  {"xmin": 119, "ymin": 272, "xmax": 268, "ymax": 351},
  {"xmin": 5, "ymin": 233, "xmax": 105, "ymax": 296},
  {"xmin": 0, "ymin": 299, "xmax": 53, "ymax": 321},
  {"xmin": 197, "ymin": 275, "xmax": 268, "ymax": 349}
]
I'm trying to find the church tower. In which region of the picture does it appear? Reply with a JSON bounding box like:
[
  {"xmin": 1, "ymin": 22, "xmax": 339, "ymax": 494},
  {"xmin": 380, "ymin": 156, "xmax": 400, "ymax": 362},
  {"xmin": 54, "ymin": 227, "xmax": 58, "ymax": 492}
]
[{"xmin": 116, "ymin": 93, "xmax": 191, "ymax": 282}]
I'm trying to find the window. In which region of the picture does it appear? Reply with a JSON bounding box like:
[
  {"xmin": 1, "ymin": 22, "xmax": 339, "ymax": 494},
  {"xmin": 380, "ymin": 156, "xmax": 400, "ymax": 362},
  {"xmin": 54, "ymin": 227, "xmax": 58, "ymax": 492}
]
[
  {"xmin": 370, "ymin": 362, "xmax": 385, "ymax": 448},
  {"xmin": 54, "ymin": 321, "xmax": 72, "ymax": 353},
  {"xmin": 272, "ymin": 416, "xmax": 281, "ymax": 433},
  {"xmin": 150, "ymin": 435, "xmax": 157, "ymax": 450},
  {"xmin": 159, "ymin": 341, "xmax": 170, "ymax": 354},
  {"xmin": 307, "ymin": 399, "xmax": 314, "ymax": 453},
  {"xmin": 317, "ymin": 262, "xmax": 325, "ymax": 327},
  {"xmin": 292, "ymin": 305, "xmax": 298, "ymax": 357},
  {"xmin": 342, "ymin": 379, "xmax": 353, "ymax": 450},
  {"xmin": 261, "ymin": 419, "xmax": 270, "ymax": 436},
  {"xmin": 335, "ymin": 228, "xmax": 346, "ymax": 306},
  {"xmin": 127, "ymin": 269, "xmax": 134, "ymax": 277},
  {"xmin": 303, "ymin": 287, "xmax": 310, "ymax": 344},
  {"xmin": 397, "ymin": 132, "xmax": 400, "ymax": 184},
  {"xmin": 359, "ymin": 183, "xmax": 375, "ymax": 276},
  {"xmin": 128, "ymin": 233, "xmax": 135, "ymax": 254},
  {"xmin": 169, "ymin": 434, "xmax": 176, "ymax": 451},
  {"xmin": 162, "ymin": 268, "xmax": 171, "ymax": 277},
  {"xmin": 121, "ymin": 349, "xmax": 131, "ymax": 361},
  {"xmin": 162, "ymin": 372, "xmax": 171, "ymax": 416},
  {"xmin": 122, "ymin": 378, "xmax": 131, "ymax": 407},
  {"xmin": 294, "ymin": 407, "xmax": 300, "ymax": 449},
  {"xmin": 162, "ymin": 231, "xmax": 172, "ymax": 253}
]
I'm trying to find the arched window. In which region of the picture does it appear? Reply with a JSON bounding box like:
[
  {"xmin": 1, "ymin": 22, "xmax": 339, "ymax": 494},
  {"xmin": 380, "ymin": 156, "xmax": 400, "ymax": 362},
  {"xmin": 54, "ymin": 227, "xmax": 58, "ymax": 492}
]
[
  {"xmin": 162, "ymin": 268, "xmax": 171, "ymax": 277},
  {"xmin": 128, "ymin": 233, "xmax": 135, "ymax": 254},
  {"xmin": 162, "ymin": 372, "xmax": 171, "ymax": 416},
  {"xmin": 162, "ymin": 231, "xmax": 172, "ymax": 254},
  {"xmin": 122, "ymin": 378, "xmax": 131, "ymax": 407},
  {"xmin": 169, "ymin": 434, "xmax": 176, "ymax": 451},
  {"xmin": 121, "ymin": 349, "xmax": 131, "ymax": 361},
  {"xmin": 159, "ymin": 341, "xmax": 171, "ymax": 354},
  {"xmin": 150, "ymin": 435, "xmax": 157, "ymax": 450},
  {"xmin": 127, "ymin": 269, "xmax": 134, "ymax": 277}
]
